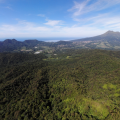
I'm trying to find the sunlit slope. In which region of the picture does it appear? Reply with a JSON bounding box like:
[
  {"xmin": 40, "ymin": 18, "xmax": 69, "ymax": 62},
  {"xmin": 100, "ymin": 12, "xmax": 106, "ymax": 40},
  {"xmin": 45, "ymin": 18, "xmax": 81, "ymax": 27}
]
[
  {"xmin": 73, "ymin": 31, "xmax": 120, "ymax": 50},
  {"xmin": 48, "ymin": 50, "xmax": 120, "ymax": 120}
]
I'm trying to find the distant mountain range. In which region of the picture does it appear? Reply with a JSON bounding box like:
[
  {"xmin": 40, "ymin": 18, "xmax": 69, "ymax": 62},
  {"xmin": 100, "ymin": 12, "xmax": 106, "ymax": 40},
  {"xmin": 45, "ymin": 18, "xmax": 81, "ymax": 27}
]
[
  {"xmin": 73, "ymin": 30, "xmax": 120, "ymax": 42},
  {"xmin": 1, "ymin": 30, "xmax": 120, "ymax": 52},
  {"xmin": 72, "ymin": 30, "xmax": 120, "ymax": 49}
]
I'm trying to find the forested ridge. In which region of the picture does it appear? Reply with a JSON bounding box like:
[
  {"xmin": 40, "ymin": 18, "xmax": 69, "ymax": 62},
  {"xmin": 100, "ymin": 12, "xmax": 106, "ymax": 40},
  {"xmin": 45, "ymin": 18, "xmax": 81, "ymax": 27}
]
[{"xmin": 1, "ymin": 49, "xmax": 120, "ymax": 120}]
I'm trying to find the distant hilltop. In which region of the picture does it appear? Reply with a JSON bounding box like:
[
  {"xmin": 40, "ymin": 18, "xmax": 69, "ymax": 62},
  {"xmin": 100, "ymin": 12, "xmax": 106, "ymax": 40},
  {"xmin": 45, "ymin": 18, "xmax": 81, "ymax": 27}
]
[
  {"xmin": 1, "ymin": 30, "xmax": 120, "ymax": 52},
  {"xmin": 72, "ymin": 30, "xmax": 120, "ymax": 42},
  {"xmin": 102, "ymin": 30, "xmax": 120, "ymax": 36}
]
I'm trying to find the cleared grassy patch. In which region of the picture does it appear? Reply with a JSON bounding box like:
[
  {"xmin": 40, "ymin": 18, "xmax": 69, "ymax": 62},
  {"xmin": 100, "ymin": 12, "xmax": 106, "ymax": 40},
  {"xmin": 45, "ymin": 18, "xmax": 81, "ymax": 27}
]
[
  {"xmin": 103, "ymin": 84, "xmax": 108, "ymax": 89},
  {"xmin": 97, "ymin": 42, "xmax": 110, "ymax": 48},
  {"xmin": 78, "ymin": 98, "xmax": 109, "ymax": 119},
  {"xmin": 103, "ymin": 83, "xmax": 117, "ymax": 89}
]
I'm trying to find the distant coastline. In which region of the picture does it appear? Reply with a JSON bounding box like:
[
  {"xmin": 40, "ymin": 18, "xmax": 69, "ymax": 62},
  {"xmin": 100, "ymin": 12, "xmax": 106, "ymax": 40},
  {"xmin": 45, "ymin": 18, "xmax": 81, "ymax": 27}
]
[{"xmin": 0, "ymin": 37, "xmax": 81, "ymax": 42}]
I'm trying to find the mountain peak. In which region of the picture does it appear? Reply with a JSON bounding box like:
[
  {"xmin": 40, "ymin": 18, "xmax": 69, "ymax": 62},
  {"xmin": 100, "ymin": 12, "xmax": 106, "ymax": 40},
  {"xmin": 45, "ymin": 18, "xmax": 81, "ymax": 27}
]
[
  {"xmin": 104, "ymin": 30, "xmax": 120, "ymax": 34},
  {"xmin": 104, "ymin": 30, "xmax": 114, "ymax": 34},
  {"xmin": 102, "ymin": 30, "xmax": 120, "ymax": 37},
  {"xmin": 106, "ymin": 30, "xmax": 114, "ymax": 33},
  {"xmin": 3, "ymin": 39, "xmax": 18, "ymax": 44}
]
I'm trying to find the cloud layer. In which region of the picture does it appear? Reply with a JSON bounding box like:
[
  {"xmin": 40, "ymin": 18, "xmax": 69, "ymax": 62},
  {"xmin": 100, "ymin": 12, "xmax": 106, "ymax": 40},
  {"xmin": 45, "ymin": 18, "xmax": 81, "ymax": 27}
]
[
  {"xmin": 0, "ymin": 19, "xmax": 107, "ymax": 38},
  {"xmin": 0, "ymin": 0, "xmax": 120, "ymax": 38},
  {"xmin": 69, "ymin": 0, "xmax": 120, "ymax": 17},
  {"xmin": 67, "ymin": 0, "xmax": 120, "ymax": 33},
  {"xmin": 44, "ymin": 19, "xmax": 63, "ymax": 26}
]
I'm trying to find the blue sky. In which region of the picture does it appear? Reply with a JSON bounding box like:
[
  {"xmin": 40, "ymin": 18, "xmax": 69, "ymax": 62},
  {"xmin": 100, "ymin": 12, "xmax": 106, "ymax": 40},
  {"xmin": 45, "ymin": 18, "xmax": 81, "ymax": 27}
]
[{"xmin": 0, "ymin": 0, "xmax": 120, "ymax": 40}]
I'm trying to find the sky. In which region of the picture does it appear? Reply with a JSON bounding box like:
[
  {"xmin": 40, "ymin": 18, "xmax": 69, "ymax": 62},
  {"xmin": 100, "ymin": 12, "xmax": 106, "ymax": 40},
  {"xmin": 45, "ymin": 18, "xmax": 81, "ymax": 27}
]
[{"xmin": 0, "ymin": 0, "xmax": 120, "ymax": 40}]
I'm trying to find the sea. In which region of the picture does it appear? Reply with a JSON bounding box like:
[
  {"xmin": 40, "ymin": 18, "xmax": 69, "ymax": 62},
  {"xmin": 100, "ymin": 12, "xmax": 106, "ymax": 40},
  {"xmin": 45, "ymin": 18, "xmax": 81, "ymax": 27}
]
[{"xmin": 0, "ymin": 37, "xmax": 81, "ymax": 42}]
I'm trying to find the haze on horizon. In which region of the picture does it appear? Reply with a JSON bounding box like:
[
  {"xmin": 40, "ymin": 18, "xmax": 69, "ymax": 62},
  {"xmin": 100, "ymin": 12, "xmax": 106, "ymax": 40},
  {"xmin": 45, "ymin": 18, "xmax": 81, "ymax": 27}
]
[{"xmin": 0, "ymin": 0, "xmax": 120, "ymax": 40}]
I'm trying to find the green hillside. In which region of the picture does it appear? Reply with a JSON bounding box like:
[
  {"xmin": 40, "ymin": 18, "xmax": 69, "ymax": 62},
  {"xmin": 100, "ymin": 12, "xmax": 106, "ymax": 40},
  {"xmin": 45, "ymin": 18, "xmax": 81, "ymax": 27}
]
[{"xmin": 1, "ymin": 49, "xmax": 120, "ymax": 120}]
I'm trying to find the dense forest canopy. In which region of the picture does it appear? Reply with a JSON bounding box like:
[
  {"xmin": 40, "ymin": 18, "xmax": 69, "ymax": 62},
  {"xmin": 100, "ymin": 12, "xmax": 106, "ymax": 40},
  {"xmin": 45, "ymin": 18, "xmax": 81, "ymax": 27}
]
[{"xmin": 0, "ymin": 49, "xmax": 120, "ymax": 120}]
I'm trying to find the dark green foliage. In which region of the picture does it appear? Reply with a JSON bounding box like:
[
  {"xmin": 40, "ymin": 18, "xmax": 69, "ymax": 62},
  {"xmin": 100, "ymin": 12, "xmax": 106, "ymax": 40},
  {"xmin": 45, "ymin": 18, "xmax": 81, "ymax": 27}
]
[
  {"xmin": 0, "ymin": 39, "xmax": 24, "ymax": 52},
  {"xmin": 1, "ymin": 49, "xmax": 120, "ymax": 119}
]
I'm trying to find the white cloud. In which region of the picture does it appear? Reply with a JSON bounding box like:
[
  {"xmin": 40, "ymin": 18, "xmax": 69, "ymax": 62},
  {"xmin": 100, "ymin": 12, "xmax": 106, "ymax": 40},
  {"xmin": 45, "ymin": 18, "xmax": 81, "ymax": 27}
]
[
  {"xmin": 69, "ymin": 0, "xmax": 120, "ymax": 17},
  {"xmin": 44, "ymin": 19, "xmax": 63, "ymax": 26},
  {"xmin": 17, "ymin": 20, "xmax": 35, "ymax": 27},
  {"xmin": 68, "ymin": 0, "xmax": 120, "ymax": 32},
  {"xmin": 1, "ymin": 25, "xmax": 16, "ymax": 31},
  {"xmin": 37, "ymin": 14, "xmax": 45, "ymax": 17},
  {"xmin": 0, "ymin": 20, "xmax": 52, "ymax": 35},
  {"xmin": 83, "ymin": 15, "xmax": 120, "ymax": 29},
  {"xmin": 1, "ymin": 17, "xmax": 120, "ymax": 38},
  {"xmin": 72, "ymin": 14, "xmax": 120, "ymax": 31},
  {"xmin": 60, "ymin": 26, "xmax": 106, "ymax": 37},
  {"xmin": 68, "ymin": 0, "xmax": 90, "ymax": 16},
  {"xmin": 0, "ymin": 19, "xmax": 107, "ymax": 38}
]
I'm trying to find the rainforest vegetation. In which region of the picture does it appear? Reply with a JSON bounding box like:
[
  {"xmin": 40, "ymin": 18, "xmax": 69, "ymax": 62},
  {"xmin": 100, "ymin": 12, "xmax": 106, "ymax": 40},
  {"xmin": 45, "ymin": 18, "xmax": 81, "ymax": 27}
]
[{"xmin": 1, "ymin": 49, "xmax": 120, "ymax": 120}]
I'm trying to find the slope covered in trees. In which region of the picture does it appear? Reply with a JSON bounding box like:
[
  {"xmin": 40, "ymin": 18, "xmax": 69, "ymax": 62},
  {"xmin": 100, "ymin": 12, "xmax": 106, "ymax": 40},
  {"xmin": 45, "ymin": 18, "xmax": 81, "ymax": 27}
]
[{"xmin": 0, "ymin": 49, "xmax": 120, "ymax": 120}]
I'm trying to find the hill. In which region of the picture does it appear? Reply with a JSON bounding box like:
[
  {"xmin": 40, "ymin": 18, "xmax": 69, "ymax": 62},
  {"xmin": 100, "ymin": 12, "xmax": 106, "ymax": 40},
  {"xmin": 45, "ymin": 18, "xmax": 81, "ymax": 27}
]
[
  {"xmin": 72, "ymin": 31, "xmax": 120, "ymax": 49},
  {"xmin": 0, "ymin": 39, "xmax": 72, "ymax": 53},
  {"xmin": 73, "ymin": 30, "xmax": 120, "ymax": 42},
  {"xmin": 1, "ymin": 30, "xmax": 120, "ymax": 52},
  {"xmin": 0, "ymin": 31, "xmax": 120, "ymax": 53},
  {"xmin": 1, "ymin": 49, "xmax": 120, "ymax": 120}
]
